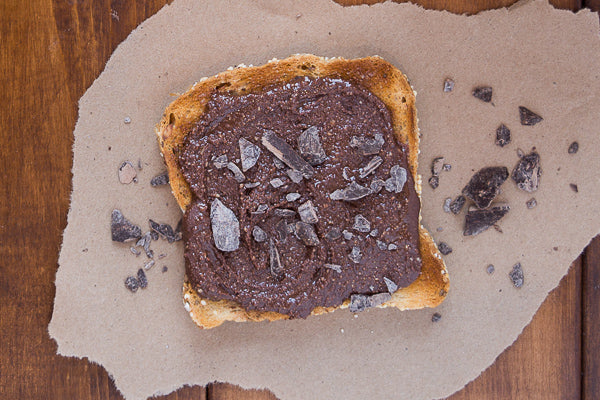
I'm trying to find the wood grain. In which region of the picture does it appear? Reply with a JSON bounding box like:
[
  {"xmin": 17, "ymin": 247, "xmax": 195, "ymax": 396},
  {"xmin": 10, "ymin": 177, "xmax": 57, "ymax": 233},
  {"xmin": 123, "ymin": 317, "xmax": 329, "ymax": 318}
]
[{"xmin": 0, "ymin": 0, "xmax": 594, "ymax": 399}]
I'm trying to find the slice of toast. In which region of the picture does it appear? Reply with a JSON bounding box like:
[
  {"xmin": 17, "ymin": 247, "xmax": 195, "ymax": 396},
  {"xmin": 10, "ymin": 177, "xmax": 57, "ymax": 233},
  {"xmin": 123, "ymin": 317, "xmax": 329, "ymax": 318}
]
[{"xmin": 156, "ymin": 54, "xmax": 449, "ymax": 329}]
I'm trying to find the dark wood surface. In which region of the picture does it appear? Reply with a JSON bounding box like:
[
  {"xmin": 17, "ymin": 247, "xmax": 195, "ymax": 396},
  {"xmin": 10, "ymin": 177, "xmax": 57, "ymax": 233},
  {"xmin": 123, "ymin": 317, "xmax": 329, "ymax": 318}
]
[{"xmin": 0, "ymin": 1, "xmax": 598, "ymax": 399}]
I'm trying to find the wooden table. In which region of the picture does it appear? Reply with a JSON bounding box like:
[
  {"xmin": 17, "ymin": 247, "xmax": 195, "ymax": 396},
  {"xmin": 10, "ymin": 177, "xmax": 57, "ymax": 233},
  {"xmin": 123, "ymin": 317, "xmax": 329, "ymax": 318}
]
[{"xmin": 1, "ymin": 0, "xmax": 598, "ymax": 399}]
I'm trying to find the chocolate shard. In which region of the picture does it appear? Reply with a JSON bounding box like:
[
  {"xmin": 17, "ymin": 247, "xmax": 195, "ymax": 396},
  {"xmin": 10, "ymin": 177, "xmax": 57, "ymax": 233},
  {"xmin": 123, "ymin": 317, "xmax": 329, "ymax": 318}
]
[
  {"xmin": 370, "ymin": 179, "xmax": 385, "ymax": 193},
  {"xmin": 149, "ymin": 219, "xmax": 181, "ymax": 243},
  {"xmin": 443, "ymin": 78, "xmax": 455, "ymax": 92},
  {"xmin": 150, "ymin": 173, "xmax": 169, "ymax": 187},
  {"xmin": 438, "ymin": 242, "xmax": 453, "ymax": 255},
  {"xmin": 431, "ymin": 157, "xmax": 445, "ymax": 176},
  {"xmin": 472, "ymin": 86, "xmax": 492, "ymax": 102},
  {"xmin": 570, "ymin": 183, "xmax": 579, "ymax": 193},
  {"xmin": 286, "ymin": 169, "xmax": 303, "ymax": 184},
  {"xmin": 342, "ymin": 230, "xmax": 354, "ymax": 240},
  {"xmin": 388, "ymin": 243, "xmax": 398, "ymax": 251},
  {"xmin": 431, "ymin": 313, "xmax": 442, "ymax": 322},
  {"xmin": 349, "ymin": 133, "xmax": 384, "ymax": 155},
  {"xmin": 286, "ymin": 192, "xmax": 301, "ymax": 202},
  {"xmin": 273, "ymin": 157, "xmax": 286, "ymax": 169},
  {"xmin": 238, "ymin": 137, "xmax": 261, "ymax": 172},
  {"xmin": 359, "ymin": 156, "xmax": 383, "ymax": 178},
  {"xmin": 268, "ymin": 238, "xmax": 284, "ymax": 280},
  {"xmin": 275, "ymin": 219, "xmax": 289, "ymax": 242},
  {"xmin": 111, "ymin": 209, "xmax": 142, "ymax": 242},
  {"xmin": 270, "ymin": 177, "xmax": 286, "ymax": 188},
  {"xmin": 464, "ymin": 204, "xmax": 510, "ymax": 236},
  {"xmin": 298, "ymin": 200, "xmax": 318, "ymax": 224},
  {"xmin": 212, "ymin": 154, "xmax": 228, "ymax": 169},
  {"xmin": 353, "ymin": 214, "xmax": 371, "ymax": 233},
  {"xmin": 385, "ymin": 165, "xmax": 407, "ymax": 193},
  {"xmin": 210, "ymin": 198, "xmax": 240, "ymax": 252},
  {"xmin": 449, "ymin": 195, "xmax": 466, "ymax": 214},
  {"xmin": 443, "ymin": 197, "xmax": 452, "ymax": 213},
  {"xmin": 568, "ymin": 141, "xmax": 579, "ymax": 154},
  {"xmin": 462, "ymin": 166, "xmax": 509, "ymax": 209},
  {"xmin": 294, "ymin": 221, "xmax": 320, "ymax": 246},
  {"xmin": 349, "ymin": 292, "xmax": 392, "ymax": 312},
  {"xmin": 297, "ymin": 126, "xmax": 326, "ymax": 166},
  {"xmin": 244, "ymin": 182, "xmax": 260, "ymax": 189},
  {"xmin": 526, "ymin": 197, "xmax": 537, "ymax": 209},
  {"xmin": 136, "ymin": 232, "xmax": 153, "ymax": 258},
  {"xmin": 124, "ymin": 276, "xmax": 139, "ymax": 292},
  {"xmin": 376, "ymin": 240, "xmax": 387, "ymax": 250},
  {"xmin": 330, "ymin": 181, "xmax": 371, "ymax": 201},
  {"xmin": 252, "ymin": 225, "xmax": 267, "ymax": 243},
  {"xmin": 273, "ymin": 208, "xmax": 296, "ymax": 217},
  {"xmin": 428, "ymin": 175, "xmax": 439, "ymax": 190},
  {"xmin": 348, "ymin": 246, "xmax": 362, "ymax": 264},
  {"xmin": 519, "ymin": 106, "xmax": 543, "ymax": 126},
  {"xmin": 509, "ymin": 263, "xmax": 524, "ymax": 288},
  {"xmin": 226, "ymin": 162, "xmax": 245, "ymax": 183},
  {"xmin": 324, "ymin": 263, "xmax": 342, "ymax": 273},
  {"xmin": 137, "ymin": 268, "xmax": 148, "ymax": 289},
  {"xmin": 262, "ymin": 130, "xmax": 314, "ymax": 178},
  {"xmin": 251, "ymin": 204, "xmax": 268, "ymax": 214},
  {"xmin": 486, "ymin": 264, "xmax": 495, "ymax": 274},
  {"xmin": 383, "ymin": 277, "xmax": 398, "ymax": 293},
  {"xmin": 495, "ymin": 124, "xmax": 511, "ymax": 147},
  {"xmin": 511, "ymin": 150, "xmax": 541, "ymax": 192},
  {"xmin": 118, "ymin": 161, "xmax": 137, "ymax": 184},
  {"xmin": 325, "ymin": 227, "xmax": 342, "ymax": 241}
]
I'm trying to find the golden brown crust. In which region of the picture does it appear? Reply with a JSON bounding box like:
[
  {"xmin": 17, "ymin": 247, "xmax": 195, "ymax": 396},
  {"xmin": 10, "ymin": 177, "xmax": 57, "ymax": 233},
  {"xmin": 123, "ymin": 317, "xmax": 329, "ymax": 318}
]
[{"xmin": 156, "ymin": 54, "xmax": 449, "ymax": 329}]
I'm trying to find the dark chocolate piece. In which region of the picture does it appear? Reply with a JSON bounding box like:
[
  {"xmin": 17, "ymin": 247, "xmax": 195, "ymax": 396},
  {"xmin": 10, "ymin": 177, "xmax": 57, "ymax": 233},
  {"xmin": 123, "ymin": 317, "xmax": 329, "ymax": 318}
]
[
  {"xmin": 443, "ymin": 197, "xmax": 452, "ymax": 213},
  {"xmin": 324, "ymin": 263, "xmax": 342, "ymax": 273},
  {"xmin": 294, "ymin": 221, "xmax": 320, "ymax": 246},
  {"xmin": 136, "ymin": 232, "xmax": 153, "ymax": 259},
  {"xmin": 268, "ymin": 238, "xmax": 284, "ymax": 279},
  {"xmin": 353, "ymin": 214, "xmax": 371, "ymax": 233},
  {"xmin": 111, "ymin": 209, "xmax": 142, "ymax": 242},
  {"xmin": 286, "ymin": 192, "xmax": 301, "ymax": 202},
  {"xmin": 150, "ymin": 231, "xmax": 159, "ymax": 241},
  {"xmin": 462, "ymin": 166, "xmax": 509, "ymax": 209},
  {"xmin": 212, "ymin": 154, "xmax": 228, "ymax": 169},
  {"xmin": 238, "ymin": 137, "xmax": 261, "ymax": 172},
  {"xmin": 330, "ymin": 181, "xmax": 372, "ymax": 201},
  {"xmin": 149, "ymin": 219, "xmax": 181, "ymax": 243},
  {"xmin": 472, "ymin": 86, "xmax": 492, "ymax": 102},
  {"xmin": 226, "ymin": 162, "xmax": 245, "ymax": 183},
  {"xmin": 383, "ymin": 277, "xmax": 398, "ymax": 293},
  {"xmin": 388, "ymin": 243, "xmax": 398, "ymax": 250},
  {"xmin": 137, "ymin": 268, "xmax": 148, "ymax": 289},
  {"xmin": 297, "ymin": 126, "xmax": 326, "ymax": 166},
  {"xmin": 464, "ymin": 204, "xmax": 510, "ymax": 236},
  {"xmin": 244, "ymin": 182, "xmax": 260, "ymax": 189},
  {"xmin": 349, "ymin": 292, "xmax": 392, "ymax": 312},
  {"xmin": 298, "ymin": 200, "xmax": 318, "ymax": 224},
  {"xmin": 273, "ymin": 208, "xmax": 296, "ymax": 217},
  {"xmin": 342, "ymin": 230, "xmax": 354, "ymax": 240},
  {"xmin": 431, "ymin": 157, "xmax": 445, "ymax": 176},
  {"xmin": 286, "ymin": 169, "xmax": 303, "ymax": 184},
  {"xmin": 428, "ymin": 175, "xmax": 439, "ymax": 189},
  {"xmin": 376, "ymin": 240, "xmax": 388, "ymax": 251},
  {"xmin": 162, "ymin": 266, "xmax": 168, "ymax": 273},
  {"xmin": 438, "ymin": 242, "xmax": 452, "ymax": 255},
  {"xmin": 325, "ymin": 227, "xmax": 342, "ymax": 241},
  {"xmin": 486, "ymin": 264, "xmax": 495, "ymax": 274},
  {"xmin": 526, "ymin": 198, "xmax": 537, "ymax": 209},
  {"xmin": 431, "ymin": 313, "xmax": 442, "ymax": 322},
  {"xmin": 349, "ymin": 133, "xmax": 384, "ymax": 155},
  {"xmin": 252, "ymin": 225, "xmax": 267, "ymax": 243},
  {"xmin": 449, "ymin": 195, "xmax": 466, "ymax": 215},
  {"xmin": 359, "ymin": 156, "xmax": 383, "ymax": 178},
  {"xmin": 443, "ymin": 163, "xmax": 452, "ymax": 172},
  {"xmin": 568, "ymin": 141, "xmax": 579, "ymax": 154},
  {"xmin": 262, "ymin": 130, "xmax": 314, "ymax": 178},
  {"xmin": 348, "ymin": 246, "xmax": 362, "ymax": 264},
  {"xmin": 509, "ymin": 263, "xmax": 524, "ymax": 288},
  {"xmin": 443, "ymin": 78, "xmax": 454, "ymax": 92},
  {"xmin": 210, "ymin": 199, "xmax": 240, "ymax": 252},
  {"xmin": 370, "ymin": 179, "xmax": 385, "ymax": 193},
  {"xmin": 385, "ymin": 165, "xmax": 407, "ymax": 193},
  {"xmin": 519, "ymin": 106, "xmax": 543, "ymax": 126},
  {"xmin": 150, "ymin": 173, "xmax": 169, "ymax": 187},
  {"xmin": 495, "ymin": 124, "xmax": 511, "ymax": 147},
  {"xmin": 570, "ymin": 183, "xmax": 579, "ymax": 193},
  {"xmin": 511, "ymin": 150, "xmax": 541, "ymax": 192},
  {"xmin": 251, "ymin": 204, "xmax": 268, "ymax": 214},
  {"xmin": 124, "ymin": 276, "xmax": 139, "ymax": 292},
  {"xmin": 275, "ymin": 219, "xmax": 289, "ymax": 242}
]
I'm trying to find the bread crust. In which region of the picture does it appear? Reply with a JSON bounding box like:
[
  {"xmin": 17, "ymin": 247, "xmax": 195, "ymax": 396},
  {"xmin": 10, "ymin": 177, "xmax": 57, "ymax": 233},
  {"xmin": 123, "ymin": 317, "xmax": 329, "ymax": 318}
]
[{"xmin": 156, "ymin": 54, "xmax": 449, "ymax": 329}]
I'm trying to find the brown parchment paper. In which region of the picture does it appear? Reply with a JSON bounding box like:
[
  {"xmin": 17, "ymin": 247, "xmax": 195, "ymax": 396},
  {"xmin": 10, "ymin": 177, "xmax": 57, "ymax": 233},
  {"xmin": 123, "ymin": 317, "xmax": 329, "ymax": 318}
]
[{"xmin": 49, "ymin": 1, "xmax": 600, "ymax": 399}]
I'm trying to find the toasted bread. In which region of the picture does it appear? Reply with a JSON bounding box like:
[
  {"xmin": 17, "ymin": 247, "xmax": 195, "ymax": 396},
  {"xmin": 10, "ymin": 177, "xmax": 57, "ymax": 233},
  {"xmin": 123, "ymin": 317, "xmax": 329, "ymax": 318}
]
[{"xmin": 156, "ymin": 54, "xmax": 449, "ymax": 329}]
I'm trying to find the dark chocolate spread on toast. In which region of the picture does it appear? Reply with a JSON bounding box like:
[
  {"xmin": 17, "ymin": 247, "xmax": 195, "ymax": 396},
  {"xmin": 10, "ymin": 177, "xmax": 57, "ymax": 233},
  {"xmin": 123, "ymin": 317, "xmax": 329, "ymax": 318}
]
[{"xmin": 180, "ymin": 76, "xmax": 421, "ymax": 318}]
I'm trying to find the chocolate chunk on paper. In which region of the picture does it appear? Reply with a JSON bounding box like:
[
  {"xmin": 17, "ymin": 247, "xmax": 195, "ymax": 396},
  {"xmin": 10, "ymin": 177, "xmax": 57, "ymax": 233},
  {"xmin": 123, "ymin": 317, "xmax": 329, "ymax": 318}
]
[
  {"xmin": 519, "ymin": 106, "xmax": 543, "ymax": 126},
  {"xmin": 462, "ymin": 166, "xmax": 509, "ymax": 209},
  {"xmin": 111, "ymin": 209, "xmax": 142, "ymax": 242},
  {"xmin": 512, "ymin": 150, "xmax": 541, "ymax": 192},
  {"xmin": 464, "ymin": 204, "xmax": 510, "ymax": 236},
  {"xmin": 472, "ymin": 86, "xmax": 492, "ymax": 102}
]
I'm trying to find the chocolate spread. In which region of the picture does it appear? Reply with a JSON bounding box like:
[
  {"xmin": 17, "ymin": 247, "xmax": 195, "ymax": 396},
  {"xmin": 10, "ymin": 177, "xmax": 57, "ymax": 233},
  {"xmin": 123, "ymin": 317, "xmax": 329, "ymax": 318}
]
[{"xmin": 180, "ymin": 76, "xmax": 422, "ymax": 318}]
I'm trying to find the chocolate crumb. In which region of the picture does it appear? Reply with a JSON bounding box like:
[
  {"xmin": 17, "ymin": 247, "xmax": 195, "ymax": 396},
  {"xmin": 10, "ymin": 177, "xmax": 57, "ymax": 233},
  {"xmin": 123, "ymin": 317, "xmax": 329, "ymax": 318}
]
[
  {"xmin": 273, "ymin": 157, "xmax": 286, "ymax": 169},
  {"xmin": 210, "ymin": 198, "xmax": 240, "ymax": 252},
  {"xmin": 212, "ymin": 155, "xmax": 228, "ymax": 169},
  {"xmin": 330, "ymin": 181, "xmax": 372, "ymax": 201},
  {"xmin": 226, "ymin": 162, "xmax": 245, "ymax": 183},
  {"xmin": 124, "ymin": 117, "xmax": 131, "ymax": 124},
  {"xmin": 244, "ymin": 182, "xmax": 260, "ymax": 189},
  {"xmin": 268, "ymin": 238, "xmax": 284, "ymax": 280},
  {"xmin": 431, "ymin": 157, "xmax": 445, "ymax": 176},
  {"xmin": 495, "ymin": 124, "xmax": 511, "ymax": 147},
  {"xmin": 325, "ymin": 227, "xmax": 342, "ymax": 241},
  {"xmin": 143, "ymin": 260, "xmax": 155, "ymax": 270},
  {"xmin": 526, "ymin": 198, "xmax": 537, "ymax": 209},
  {"xmin": 294, "ymin": 222, "xmax": 320, "ymax": 246},
  {"xmin": 443, "ymin": 78, "xmax": 454, "ymax": 92},
  {"xmin": 297, "ymin": 126, "xmax": 326, "ymax": 166},
  {"xmin": 449, "ymin": 195, "xmax": 466, "ymax": 215},
  {"xmin": 150, "ymin": 231, "xmax": 159, "ymax": 241},
  {"xmin": 568, "ymin": 141, "xmax": 579, "ymax": 154},
  {"xmin": 376, "ymin": 240, "xmax": 387, "ymax": 251},
  {"xmin": 370, "ymin": 179, "xmax": 385, "ymax": 193},
  {"xmin": 472, "ymin": 86, "xmax": 492, "ymax": 102},
  {"xmin": 252, "ymin": 225, "xmax": 267, "ymax": 243},
  {"xmin": 369, "ymin": 228, "xmax": 378, "ymax": 237},
  {"xmin": 438, "ymin": 242, "xmax": 453, "ymax": 255},
  {"xmin": 150, "ymin": 173, "xmax": 169, "ymax": 187},
  {"xmin": 443, "ymin": 163, "xmax": 452, "ymax": 172},
  {"xmin": 238, "ymin": 137, "xmax": 261, "ymax": 172},
  {"xmin": 516, "ymin": 148, "xmax": 525, "ymax": 158},
  {"xmin": 124, "ymin": 276, "xmax": 139, "ymax": 292},
  {"xmin": 353, "ymin": 214, "xmax": 371, "ymax": 233},
  {"xmin": 348, "ymin": 246, "xmax": 362, "ymax": 264},
  {"xmin": 136, "ymin": 232, "xmax": 153, "ymax": 258},
  {"xmin": 553, "ymin": 246, "xmax": 559, "ymax": 251},
  {"xmin": 137, "ymin": 268, "xmax": 148, "ymax": 289},
  {"xmin": 286, "ymin": 192, "xmax": 301, "ymax": 202},
  {"xmin": 111, "ymin": 209, "xmax": 142, "ymax": 242},
  {"xmin": 274, "ymin": 208, "xmax": 296, "ymax": 217},
  {"xmin": 385, "ymin": 165, "xmax": 407, "ymax": 193},
  {"xmin": 462, "ymin": 166, "xmax": 509, "ymax": 209},
  {"xmin": 270, "ymin": 177, "xmax": 285, "ymax": 188},
  {"xmin": 464, "ymin": 204, "xmax": 510, "ymax": 236},
  {"xmin": 251, "ymin": 204, "xmax": 268, "ymax": 214},
  {"xmin": 342, "ymin": 230, "xmax": 354, "ymax": 240},
  {"xmin": 298, "ymin": 200, "xmax": 318, "ymax": 224},
  {"xmin": 118, "ymin": 161, "xmax": 137, "ymax": 184},
  {"xmin": 443, "ymin": 197, "xmax": 452, "ymax": 213},
  {"xmin": 511, "ymin": 150, "xmax": 541, "ymax": 192},
  {"xmin": 486, "ymin": 264, "xmax": 495, "ymax": 274},
  {"xmin": 162, "ymin": 266, "xmax": 168, "ymax": 273},
  {"xmin": 130, "ymin": 246, "xmax": 141, "ymax": 256},
  {"xmin": 262, "ymin": 130, "xmax": 314, "ymax": 178},
  {"xmin": 383, "ymin": 277, "xmax": 398, "ymax": 293},
  {"xmin": 431, "ymin": 313, "xmax": 442, "ymax": 322},
  {"xmin": 428, "ymin": 175, "xmax": 439, "ymax": 189},
  {"xmin": 388, "ymin": 243, "xmax": 398, "ymax": 251},
  {"xmin": 349, "ymin": 133, "xmax": 384, "ymax": 155},
  {"xmin": 324, "ymin": 263, "xmax": 342, "ymax": 273},
  {"xmin": 349, "ymin": 292, "xmax": 392, "ymax": 312},
  {"xmin": 286, "ymin": 169, "xmax": 303, "ymax": 184},
  {"xmin": 519, "ymin": 106, "xmax": 543, "ymax": 126},
  {"xmin": 509, "ymin": 263, "xmax": 524, "ymax": 288},
  {"xmin": 570, "ymin": 183, "xmax": 578, "ymax": 193},
  {"xmin": 149, "ymin": 219, "xmax": 181, "ymax": 243},
  {"xmin": 359, "ymin": 156, "xmax": 383, "ymax": 178},
  {"xmin": 157, "ymin": 253, "xmax": 166, "ymax": 259}
]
